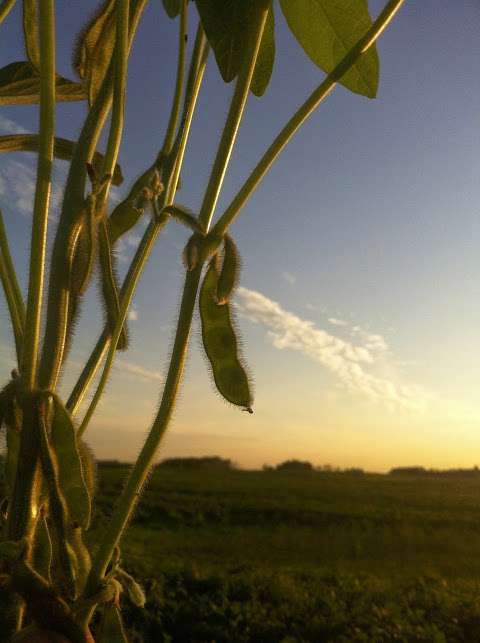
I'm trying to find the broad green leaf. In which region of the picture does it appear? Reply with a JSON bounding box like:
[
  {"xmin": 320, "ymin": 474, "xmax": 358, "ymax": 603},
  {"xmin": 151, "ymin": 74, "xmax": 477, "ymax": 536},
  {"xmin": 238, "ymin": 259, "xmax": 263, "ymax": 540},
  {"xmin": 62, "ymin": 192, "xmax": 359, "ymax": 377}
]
[
  {"xmin": 195, "ymin": 0, "xmax": 275, "ymax": 95},
  {"xmin": 23, "ymin": 0, "xmax": 40, "ymax": 70},
  {"xmin": 97, "ymin": 604, "xmax": 129, "ymax": 643},
  {"xmin": 0, "ymin": 134, "xmax": 124, "ymax": 186},
  {"xmin": 72, "ymin": 0, "xmax": 116, "ymax": 106},
  {"xmin": 50, "ymin": 396, "xmax": 91, "ymax": 530},
  {"xmin": 162, "ymin": 0, "xmax": 181, "ymax": 18},
  {"xmin": 279, "ymin": 0, "xmax": 379, "ymax": 98},
  {"xmin": 0, "ymin": 61, "xmax": 86, "ymax": 105},
  {"xmin": 72, "ymin": 0, "xmax": 148, "ymax": 106},
  {"xmin": 251, "ymin": 6, "xmax": 275, "ymax": 97}
]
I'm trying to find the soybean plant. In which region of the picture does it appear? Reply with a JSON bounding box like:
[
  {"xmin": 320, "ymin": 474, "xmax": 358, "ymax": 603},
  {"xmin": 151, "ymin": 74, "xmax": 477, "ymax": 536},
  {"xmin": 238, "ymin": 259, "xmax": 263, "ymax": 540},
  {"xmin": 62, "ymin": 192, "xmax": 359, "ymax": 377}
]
[{"xmin": 0, "ymin": 0, "xmax": 404, "ymax": 640}]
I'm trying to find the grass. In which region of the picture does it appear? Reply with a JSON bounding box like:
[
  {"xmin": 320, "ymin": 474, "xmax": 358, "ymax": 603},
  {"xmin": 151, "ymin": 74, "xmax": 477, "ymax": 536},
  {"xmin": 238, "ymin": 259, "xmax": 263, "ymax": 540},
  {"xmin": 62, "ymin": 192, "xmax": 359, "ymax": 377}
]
[{"xmin": 82, "ymin": 465, "xmax": 480, "ymax": 641}]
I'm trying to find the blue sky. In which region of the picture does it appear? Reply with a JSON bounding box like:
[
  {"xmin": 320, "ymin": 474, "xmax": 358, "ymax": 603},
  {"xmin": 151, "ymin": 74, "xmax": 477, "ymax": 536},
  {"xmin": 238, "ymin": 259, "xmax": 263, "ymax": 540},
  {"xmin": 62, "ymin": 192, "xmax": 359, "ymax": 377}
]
[{"xmin": 1, "ymin": 1, "xmax": 480, "ymax": 471}]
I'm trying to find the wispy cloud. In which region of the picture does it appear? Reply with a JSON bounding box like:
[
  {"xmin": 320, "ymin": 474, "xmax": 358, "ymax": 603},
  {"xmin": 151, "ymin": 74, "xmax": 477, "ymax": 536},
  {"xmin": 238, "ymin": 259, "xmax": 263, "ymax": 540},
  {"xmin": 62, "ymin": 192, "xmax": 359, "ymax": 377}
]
[
  {"xmin": 0, "ymin": 115, "xmax": 29, "ymax": 135},
  {"xmin": 115, "ymin": 359, "xmax": 162, "ymax": 382},
  {"xmin": 236, "ymin": 287, "xmax": 424, "ymax": 411},
  {"xmin": 0, "ymin": 159, "xmax": 65, "ymax": 219},
  {"xmin": 282, "ymin": 271, "xmax": 296, "ymax": 285},
  {"xmin": 328, "ymin": 317, "xmax": 348, "ymax": 327}
]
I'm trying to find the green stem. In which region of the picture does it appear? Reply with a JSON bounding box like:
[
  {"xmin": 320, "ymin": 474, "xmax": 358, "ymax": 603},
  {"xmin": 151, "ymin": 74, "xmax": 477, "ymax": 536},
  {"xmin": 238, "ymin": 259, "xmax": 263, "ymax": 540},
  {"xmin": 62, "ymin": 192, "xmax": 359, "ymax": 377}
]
[
  {"xmin": 66, "ymin": 333, "xmax": 109, "ymax": 415},
  {"xmin": 212, "ymin": 0, "xmax": 406, "ymax": 238},
  {"xmin": 0, "ymin": 0, "xmax": 16, "ymax": 25},
  {"xmin": 198, "ymin": 4, "xmax": 270, "ymax": 232},
  {"xmin": 21, "ymin": 0, "xmax": 56, "ymax": 389},
  {"xmin": 76, "ymin": 215, "xmax": 168, "ymax": 438},
  {"xmin": 0, "ymin": 208, "xmax": 25, "ymax": 361},
  {"xmin": 161, "ymin": 0, "xmax": 188, "ymax": 156},
  {"xmin": 67, "ymin": 26, "xmax": 208, "ymax": 420},
  {"xmin": 96, "ymin": 0, "xmax": 130, "ymax": 211},
  {"xmin": 80, "ymin": 265, "xmax": 201, "ymax": 604},
  {"xmin": 79, "ymin": 8, "xmax": 267, "ymax": 623},
  {"xmin": 38, "ymin": 0, "xmax": 148, "ymax": 392}
]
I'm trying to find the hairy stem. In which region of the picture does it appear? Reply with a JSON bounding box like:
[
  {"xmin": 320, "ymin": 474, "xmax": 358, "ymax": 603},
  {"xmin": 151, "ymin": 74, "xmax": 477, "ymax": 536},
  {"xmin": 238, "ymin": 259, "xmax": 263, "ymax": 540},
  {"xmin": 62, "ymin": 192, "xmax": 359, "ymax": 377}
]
[
  {"xmin": 96, "ymin": 0, "xmax": 130, "ymax": 211},
  {"xmin": 77, "ymin": 215, "xmax": 168, "ymax": 438},
  {"xmin": 212, "ymin": 0, "xmax": 406, "ymax": 238},
  {"xmin": 38, "ymin": 0, "xmax": 148, "ymax": 392},
  {"xmin": 79, "ymin": 9, "xmax": 268, "ymax": 626},
  {"xmin": 198, "ymin": 3, "xmax": 270, "ymax": 232},
  {"xmin": 67, "ymin": 26, "xmax": 209, "ymax": 420},
  {"xmin": 66, "ymin": 333, "xmax": 109, "ymax": 415},
  {"xmin": 0, "ymin": 0, "xmax": 16, "ymax": 25},
  {"xmin": 161, "ymin": 0, "xmax": 188, "ymax": 156},
  {"xmin": 22, "ymin": 0, "xmax": 56, "ymax": 389},
  {"xmin": 0, "ymin": 208, "xmax": 25, "ymax": 361}
]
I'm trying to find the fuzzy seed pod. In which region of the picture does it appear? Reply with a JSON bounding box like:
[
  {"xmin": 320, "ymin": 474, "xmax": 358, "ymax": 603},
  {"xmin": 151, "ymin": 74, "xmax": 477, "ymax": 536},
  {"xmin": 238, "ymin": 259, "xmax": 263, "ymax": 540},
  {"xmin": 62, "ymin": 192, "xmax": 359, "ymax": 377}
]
[
  {"xmin": 37, "ymin": 404, "xmax": 77, "ymax": 600},
  {"xmin": 97, "ymin": 220, "xmax": 129, "ymax": 351},
  {"xmin": 216, "ymin": 234, "xmax": 240, "ymax": 305},
  {"xmin": 116, "ymin": 567, "xmax": 146, "ymax": 607},
  {"xmin": 199, "ymin": 258, "xmax": 253, "ymax": 411}
]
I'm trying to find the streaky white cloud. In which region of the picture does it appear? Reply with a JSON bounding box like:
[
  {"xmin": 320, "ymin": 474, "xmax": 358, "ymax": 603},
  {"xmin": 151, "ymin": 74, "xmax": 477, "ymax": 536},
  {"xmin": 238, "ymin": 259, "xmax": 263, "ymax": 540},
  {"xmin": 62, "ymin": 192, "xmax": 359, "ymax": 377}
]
[
  {"xmin": 115, "ymin": 358, "xmax": 162, "ymax": 382},
  {"xmin": 236, "ymin": 287, "xmax": 423, "ymax": 411},
  {"xmin": 282, "ymin": 271, "xmax": 296, "ymax": 285},
  {"xmin": 328, "ymin": 317, "xmax": 348, "ymax": 327},
  {"xmin": 0, "ymin": 159, "xmax": 64, "ymax": 219},
  {"xmin": 0, "ymin": 115, "xmax": 29, "ymax": 135}
]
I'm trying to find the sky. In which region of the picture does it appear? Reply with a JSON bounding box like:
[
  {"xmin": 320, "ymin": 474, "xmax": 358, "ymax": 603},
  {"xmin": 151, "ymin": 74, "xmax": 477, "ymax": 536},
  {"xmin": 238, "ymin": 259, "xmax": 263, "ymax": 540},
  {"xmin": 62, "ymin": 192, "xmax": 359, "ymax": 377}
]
[{"xmin": 1, "ymin": 1, "xmax": 480, "ymax": 472}]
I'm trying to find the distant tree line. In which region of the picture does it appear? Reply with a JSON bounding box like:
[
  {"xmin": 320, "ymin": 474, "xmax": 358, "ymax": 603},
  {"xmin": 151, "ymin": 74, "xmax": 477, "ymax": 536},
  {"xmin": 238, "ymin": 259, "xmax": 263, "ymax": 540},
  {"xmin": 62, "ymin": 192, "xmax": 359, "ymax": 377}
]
[
  {"xmin": 389, "ymin": 466, "xmax": 480, "ymax": 478},
  {"xmin": 156, "ymin": 456, "xmax": 234, "ymax": 470}
]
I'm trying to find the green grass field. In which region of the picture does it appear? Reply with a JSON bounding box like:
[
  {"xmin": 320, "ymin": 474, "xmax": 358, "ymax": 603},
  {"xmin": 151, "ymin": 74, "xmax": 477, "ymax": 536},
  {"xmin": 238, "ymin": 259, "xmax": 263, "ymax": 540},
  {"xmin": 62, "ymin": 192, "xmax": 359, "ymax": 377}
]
[{"xmin": 85, "ymin": 466, "xmax": 480, "ymax": 641}]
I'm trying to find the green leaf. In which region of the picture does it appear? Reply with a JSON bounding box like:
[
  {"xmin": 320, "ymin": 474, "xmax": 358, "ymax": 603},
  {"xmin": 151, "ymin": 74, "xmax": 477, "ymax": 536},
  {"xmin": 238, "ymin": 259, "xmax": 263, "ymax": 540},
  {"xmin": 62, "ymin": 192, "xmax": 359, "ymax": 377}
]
[
  {"xmin": 279, "ymin": 0, "xmax": 379, "ymax": 98},
  {"xmin": 72, "ymin": 0, "xmax": 117, "ymax": 106},
  {"xmin": 97, "ymin": 604, "xmax": 129, "ymax": 643},
  {"xmin": 162, "ymin": 0, "xmax": 181, "ymax": 18},
  {"xmin": 0, "ymin": 134, "xmax": 124, "ymax": 186},
  {"xmin": 0, "ymin": 61, "xmax": 86, "ymax": 105},
  {"xmin": 22, "ymin": 0, "xmax": 40, "ymax": 71},
  {"xmin": 72, "ymin": 0, "xmax": 148, "ymax": 106},
  {"xmin": 195, "ymin": 0, "xmax": 275, "ymax": 95},
  {"xmin": 251, "ymin": 6, "xmax": 275, "ymax": 97},
  {"xmin": 50, "ymin": 396, "xmax": 91, "ymax": 530}
]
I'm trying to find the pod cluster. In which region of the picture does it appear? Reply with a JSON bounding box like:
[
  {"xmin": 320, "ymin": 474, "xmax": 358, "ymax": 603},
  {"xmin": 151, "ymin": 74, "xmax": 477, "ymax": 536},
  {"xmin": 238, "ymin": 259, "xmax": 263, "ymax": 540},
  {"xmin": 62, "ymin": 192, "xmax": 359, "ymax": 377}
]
[{"xmin": 199, "ymin": 236, "xmax": 253, "ymax": 413}]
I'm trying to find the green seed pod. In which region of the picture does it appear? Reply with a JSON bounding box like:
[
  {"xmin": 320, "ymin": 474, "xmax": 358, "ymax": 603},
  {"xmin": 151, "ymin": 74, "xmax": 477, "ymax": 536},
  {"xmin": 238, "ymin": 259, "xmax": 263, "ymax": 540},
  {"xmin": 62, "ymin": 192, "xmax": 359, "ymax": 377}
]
[
  {"xmin": 97, "ymin": 219, "xmax": 129, "ymax": 350},
  {"xmin": 77, "ymin": 439, "xmax": 97, "ymax": 500},
  {"xmin": 70, "ymin": 207, "xmax": 98, "ymax": 297},
  {"xmin": 67, "ymin": 525, "xmax": 91, "ymax": 596},
  {"xmin": 49, "ymin": 396, "xmax": 91, "ymax": 530},
  {"xmin": 115, "ymin": 567, "xmax": 146, "ymax": 607},
  {"xmin": 199, "ymin": 233, "xmax": 223, "ymax": 263},
  {"xmin": 37, "ymin": 403, "xmax": 77, "ymax": 600},
  {"xmin": 216, "ymin": 234, "xmax": 240, "ymax": 305},
  {"xmin": 199, "ymin": 259, "xmax": 253, "ymax": 411},
  {"xmin": 32, "ymin": 509, "xmax": 53, "ymax": 584},
  {"xmin": 107, "ymin": 164, "xmax": 165, "ymax": 243}
]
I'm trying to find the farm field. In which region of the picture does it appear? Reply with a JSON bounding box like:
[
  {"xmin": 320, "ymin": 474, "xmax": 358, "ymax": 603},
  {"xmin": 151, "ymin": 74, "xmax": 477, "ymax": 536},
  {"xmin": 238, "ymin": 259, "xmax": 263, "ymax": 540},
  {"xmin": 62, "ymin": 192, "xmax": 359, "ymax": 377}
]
[{"xmin": 86, "ymin": 465, "xmax": 480, "ymax": 641}]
